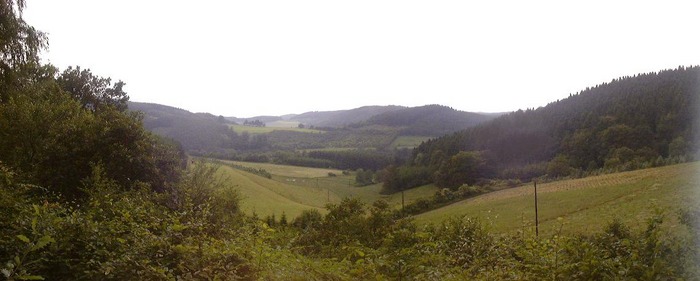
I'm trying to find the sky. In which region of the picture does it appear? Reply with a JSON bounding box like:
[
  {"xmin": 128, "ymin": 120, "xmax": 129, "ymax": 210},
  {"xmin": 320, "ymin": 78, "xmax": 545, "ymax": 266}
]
[{"xmin": 24, "ymin": 0, "xmax": 700, "ymax": 118}]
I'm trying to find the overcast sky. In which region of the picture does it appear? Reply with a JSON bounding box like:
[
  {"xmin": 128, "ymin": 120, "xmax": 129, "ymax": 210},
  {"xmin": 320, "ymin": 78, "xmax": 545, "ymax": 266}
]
[{"xmin": 24, "ymin": 0, "xmax": 700, "ymax": 117}]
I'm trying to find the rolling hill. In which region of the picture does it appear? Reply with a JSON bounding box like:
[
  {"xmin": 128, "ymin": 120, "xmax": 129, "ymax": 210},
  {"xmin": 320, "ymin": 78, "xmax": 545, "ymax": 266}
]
[
  {"xmin": 130, "ymin": 101, "xmax": 501, "ymax": 169},
  {"xmin": 414, "ymin": 162, "xmax": 699, "ymax": 235},
  {"xmin": 128, "ymin": 101, "xmax": 236, "ymax": 153},
  {"xmin": 394, "ymin": 66, "xmax": 700, "ymax": 192},
  {"xmin": 356, "ymin": 104, "xmax": 500, "ymax": 136},
  {"xmin": 287, "ymin": 105, "xmax": 405, "ymax": 127}
]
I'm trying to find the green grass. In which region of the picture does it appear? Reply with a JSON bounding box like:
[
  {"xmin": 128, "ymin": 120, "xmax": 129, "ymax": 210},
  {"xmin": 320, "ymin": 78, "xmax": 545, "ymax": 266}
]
[
  {"xmin": 215, "ymin": 165, "xmax": 326, "ymax": 219},
  {"xmin": 414, "ymin": 162, "xmax": 700, "ymax": 235},
  {"xmin": 390, "ymin": 136, "xmax": 432, "ymax": 149},
  {"xmin": 212, "ymin": 159, "xmax": 699, "ymax": 235},
  {"xmin": 266, "ymin": 120, "xmax": 301, "ymax": 128},
  {"xmin": 217, "ymin": 160, "xmax": 344, "ymax": 178},
  {"xmin": 210, "ymin": 159, "xmax": 439, "ymax": 219},
  {"xmin": 296, "ymin": 147, "xmax": 372, "ymax": 153},
  {"xmin": 275, "ymin": 176, "xmax": 439, "ymax": 209},
  {"xmin": 229, "ymin": 124, "xmax": 324, "ymax": 135}
]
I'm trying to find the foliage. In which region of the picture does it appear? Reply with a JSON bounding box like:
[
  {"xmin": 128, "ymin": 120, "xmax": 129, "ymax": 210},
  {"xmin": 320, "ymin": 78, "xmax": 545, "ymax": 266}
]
[
  {"xmin": 0, "ymin": 68, "xmax": 185, "ymax": 198},
  {"xmin": 433, "ymin": 151, "xmax": 488, "ymax": 189},
  {"xmin": 356, "ymin": 104, "xmax": 497, "ymax": 136},
  {"xmin": 57, "ymin": 66, "xmax": 128, "ymax": 112},
  {"xmin": 380, "ymin": 165, "xmax": 433, "ymax": 194},
  {"xmin": 0, "ymin": 0, "xmax": 47, "ymax": 100},
  {"xmin": 354, "ymin": 169, "xmax": 375, "ymax": 186},
  {"xmin": 243, "ymin": 119, "xmax": 265, "ymax": 127},
  {"xmin": 289, "ymin": 105, "xmax": 404, "ymax": 128},
  {"xmin": 409, "ymin": 66, "xmax": 700, "ymax": 185}
]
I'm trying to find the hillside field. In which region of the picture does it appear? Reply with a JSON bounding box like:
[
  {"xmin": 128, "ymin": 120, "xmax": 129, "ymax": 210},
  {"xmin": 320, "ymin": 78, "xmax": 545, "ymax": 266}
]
[
  {"xmin": 213, "ymin": 160, "xmax": 439, "ymax": 218},
  {"xmin": 389, "ymin": 135, "xmax": 432, "ymax": 149},
  {"xmin": 215, "ymin": 160, "xmax": 699, "ymax": 235},
  {"xmin": 228, "ymin": 124, "xmax": 324, "ymax": 135},
  {"xmin": 415, "ymin": 162, "xmax": 700, "ymax": 235}
]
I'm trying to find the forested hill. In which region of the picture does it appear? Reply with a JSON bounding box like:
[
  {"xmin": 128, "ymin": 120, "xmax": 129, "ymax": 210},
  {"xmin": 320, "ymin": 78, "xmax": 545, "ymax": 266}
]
[
  {"xmin": 288, "ymin": 105, "xmax": 405, "ymax": 127},
  {"xmin": 128, "ymin": 102, "xmax": 238, "ymax": 153},
  {"xmin": 389, "ymin": 66, "xmax": 699, "ymax": 192},
  {"xmin": 355, "ymin": 104, "xmax": 500, "ymax": 136}
]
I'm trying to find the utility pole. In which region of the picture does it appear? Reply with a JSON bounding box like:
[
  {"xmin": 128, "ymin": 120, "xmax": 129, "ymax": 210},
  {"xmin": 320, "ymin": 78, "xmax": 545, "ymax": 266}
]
[{"xmin": 534, "ymin": 180, "xmax": 539, "ymax": 237}]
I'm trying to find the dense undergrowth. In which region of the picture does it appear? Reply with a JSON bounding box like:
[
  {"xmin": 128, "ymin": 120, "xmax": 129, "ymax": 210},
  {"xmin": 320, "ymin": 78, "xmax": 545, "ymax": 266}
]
[{"xmin": 2, "ymin": 161, "xmax": 699, "ymax": 280}]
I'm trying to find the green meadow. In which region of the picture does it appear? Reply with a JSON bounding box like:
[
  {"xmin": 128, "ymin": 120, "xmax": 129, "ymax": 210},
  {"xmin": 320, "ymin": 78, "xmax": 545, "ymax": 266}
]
[
  {"xmin": 213, "ymin": 158, "xmax": 699, "ymax": 236},
  {"xmin": 213, "ymin": 160, "xmax": 439, "ymax": 218},
  {"xmin": 414, "ymin": 162, "xmax": 700, "ymax": 235},
  {"xmin": 389, "ymin": 135, "xmax": 432, "ymax": 149},
  {"xmin": 228, "ymin": 124, "xmax": 324, "ymax": 135}
]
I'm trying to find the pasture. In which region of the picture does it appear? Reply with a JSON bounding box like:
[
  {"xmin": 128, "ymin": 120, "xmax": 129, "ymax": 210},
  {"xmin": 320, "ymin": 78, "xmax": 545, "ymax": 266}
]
[
  {"xmin": 216, "ymin": 159, "xmax": 344, "ymax": 178},
  {"xmin": 229, "ymin": 124, "xmax": 324, "ymax": 135},
  {"xmin": 266, "ymin": 120, "xmax": 301, "ymax": 128},
  {"xmin": 414, "ymin": 162, "xmax": 700, "ymax": 235},
  {"xmin": 213, "ymin": 160, "xmax": 439, "ymax": 219},
  {"xmin": 389, "ymin": 135, "xmax": 432, "ymax": 149}
]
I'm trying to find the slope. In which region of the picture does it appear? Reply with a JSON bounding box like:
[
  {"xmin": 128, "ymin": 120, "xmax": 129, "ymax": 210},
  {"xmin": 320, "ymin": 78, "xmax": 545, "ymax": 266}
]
[
  {"xmin": 414, "ymin": 162, "xmax": 700, "ymax": 235},
  {"xmin": 212, "ymin": 160, "xmax": 439, "ymax": 218},
  {"xmin": 290, "ymin": 105, "xmax": 405, "ymax": 127},
  {"xmin": 409, "ymin": 66, "xmax": 700, "ymax": 183},
  {"xmin": 129, "ymin": 101, "xmax": 237, "ymax": 152},
  {"xmin": 360, "ymin": 104, "xmax": 500, "ymax": 136}
]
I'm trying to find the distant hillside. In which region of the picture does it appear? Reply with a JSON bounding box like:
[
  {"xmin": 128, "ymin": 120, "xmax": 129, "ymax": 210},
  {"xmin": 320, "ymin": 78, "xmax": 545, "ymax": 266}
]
[
  {"xmin": 385, "ymin": 66, "xmax": 700, "ymax": 193},
  {"xmin": 128, "ymin": 102, "xmax": 240, "ymax": 153},
  {"xmin": 289, "ymin": 105, "xmax": 405, "ymax": 127},
  {"xmin": 130, "ymin": 101, "xmax": 503, "ymax": 170},
  {"xmin": 357, "ymin": 104, "xmax": 500, "ymax": 136}
]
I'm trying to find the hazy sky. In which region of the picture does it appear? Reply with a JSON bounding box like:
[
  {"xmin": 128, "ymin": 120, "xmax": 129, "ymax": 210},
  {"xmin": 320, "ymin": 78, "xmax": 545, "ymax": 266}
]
[{"xmin": 24, "ymin": 0, "xmax": 700, "ymax": 117}]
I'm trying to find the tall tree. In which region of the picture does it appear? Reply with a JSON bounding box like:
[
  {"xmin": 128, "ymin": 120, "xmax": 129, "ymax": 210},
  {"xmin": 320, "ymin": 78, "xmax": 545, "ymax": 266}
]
[
  {"xmin": 0, "ymin": 0, "xmax": 47, "ymax": 100},
  {"xmin": 57, "ymin": 66, "xmax": 129, "ymax": 112}
]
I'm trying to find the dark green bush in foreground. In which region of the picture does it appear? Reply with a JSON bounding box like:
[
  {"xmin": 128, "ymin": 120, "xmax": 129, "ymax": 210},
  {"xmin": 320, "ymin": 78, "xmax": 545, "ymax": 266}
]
[{"xmin": 2, "ymin": 163, "xmax": 699, "ymax": 280}]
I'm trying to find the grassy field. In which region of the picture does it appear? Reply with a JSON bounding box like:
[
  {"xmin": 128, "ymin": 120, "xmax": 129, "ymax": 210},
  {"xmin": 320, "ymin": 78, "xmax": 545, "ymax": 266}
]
[
  {"xmin": 414, "ymin": 162, "xmax": 700, "ymax": 235},
  {"xmin": 212, "ymin": 160, "xmax": 439, "ymax": 219},
  {"xmin": 389, "ymin": 136, "xmax": 432, "ymax": 149},
  {"xmin": 229, "ymin": 124, "xmax": 323, "ymax": 135},
  {"xmin": 275, "ymin": 176, "xmax": 439, "ymax": 209},
  {"xmin": 296, "ymin": 147, "xmax": 371, "ymax": 153},
  {"xmin": 217, "ymin": 160, "xmax": 344, "ymax": 178},
  {"xmin": 215, "ymin": 165, "xmax": 327, "ymax": 218},
  {"xmin": 212, "ymin": 159, "xmax": 699, "ymax": 235},
  {"xmin": 266, "ymin": 120, "xmax": 301, "ymax": 128}
]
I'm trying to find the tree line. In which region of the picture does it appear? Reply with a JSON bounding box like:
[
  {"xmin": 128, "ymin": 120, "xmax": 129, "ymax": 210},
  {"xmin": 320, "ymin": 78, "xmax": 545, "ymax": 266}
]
[{"xmin": 382, "ymin": 66, "xmax": 699, "ymax": 193}]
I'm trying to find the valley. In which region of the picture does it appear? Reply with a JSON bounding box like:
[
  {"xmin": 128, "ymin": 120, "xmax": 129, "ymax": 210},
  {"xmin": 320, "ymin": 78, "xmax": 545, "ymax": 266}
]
[
  {"xmin": 208, "ymin": 158, "xmax": 699, "ymax": 236},
  {"xmin": 2, "ymin": 3, "xmax": 698, "ymax": 277}
]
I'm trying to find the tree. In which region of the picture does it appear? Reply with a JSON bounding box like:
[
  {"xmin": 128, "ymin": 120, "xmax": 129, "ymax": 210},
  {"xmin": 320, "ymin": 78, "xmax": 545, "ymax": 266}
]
[
  {"xmin": 57, "ymin": 66, "xmax": 129, "ymax": 112},
  {"xmin": 355, "ymin": 168, "xmax": 374, "ymax": 186},
  {"xmin": 668, "ymin": 136, "xmax": 688, "ymax": 158},
  {"xmin": 0, "ymin": 0, "xmax": 45, "ymax": 67},
  {"xmin": 0, "ymin": 0, "xmax": 48, "ymax": 100},
  {"xmin": 547, "ymin": 154, "xmax": 573, "ymax": 178},
  {"xmin": 434, "ymin": 151, "xmax": 485, "ymax": 189}
]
